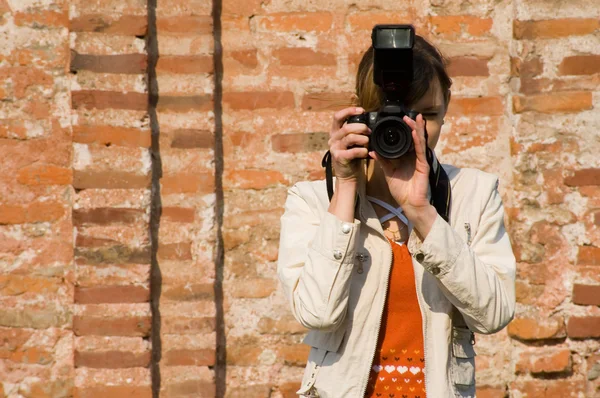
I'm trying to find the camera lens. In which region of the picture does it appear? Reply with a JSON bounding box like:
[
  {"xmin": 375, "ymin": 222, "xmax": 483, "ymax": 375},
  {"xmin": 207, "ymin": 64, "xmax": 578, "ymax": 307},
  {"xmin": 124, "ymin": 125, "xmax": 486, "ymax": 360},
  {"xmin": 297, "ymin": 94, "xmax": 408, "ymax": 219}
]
[
  {"xmin": 372, "ymin": 116, "xmax": 413, "ymax": 158},
  {"xmin": 383, "ymin": 127, "xmax": 401, "ymax": 147}
]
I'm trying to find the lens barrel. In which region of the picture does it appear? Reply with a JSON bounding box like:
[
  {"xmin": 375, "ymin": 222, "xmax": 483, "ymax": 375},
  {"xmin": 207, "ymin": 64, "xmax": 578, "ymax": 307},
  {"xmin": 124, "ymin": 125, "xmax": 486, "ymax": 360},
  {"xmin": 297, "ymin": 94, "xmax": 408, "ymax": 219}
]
[{"xmin": 371, "ymin": 116, "xmax": 414, "ymax": 158}]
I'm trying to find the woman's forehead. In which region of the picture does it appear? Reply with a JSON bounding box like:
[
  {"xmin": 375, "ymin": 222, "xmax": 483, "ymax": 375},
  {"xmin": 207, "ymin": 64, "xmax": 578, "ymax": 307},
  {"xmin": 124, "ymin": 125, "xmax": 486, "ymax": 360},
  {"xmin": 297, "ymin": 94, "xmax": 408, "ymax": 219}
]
[{"xmin": 412, "ymin": 79, "xmax": 445, "ymax": 109}]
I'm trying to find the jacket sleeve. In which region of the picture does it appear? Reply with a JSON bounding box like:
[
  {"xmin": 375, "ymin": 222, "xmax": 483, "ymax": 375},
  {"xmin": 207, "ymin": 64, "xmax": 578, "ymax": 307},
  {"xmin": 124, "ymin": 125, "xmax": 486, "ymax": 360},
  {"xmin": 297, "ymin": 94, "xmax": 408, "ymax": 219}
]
[
  {"xmin": 277, "ymin": 184, "xmax": 361, "ymax": 332},
  {"xmin": 409, "ymin": 178, "xmax": 516, "ymax": 334}
]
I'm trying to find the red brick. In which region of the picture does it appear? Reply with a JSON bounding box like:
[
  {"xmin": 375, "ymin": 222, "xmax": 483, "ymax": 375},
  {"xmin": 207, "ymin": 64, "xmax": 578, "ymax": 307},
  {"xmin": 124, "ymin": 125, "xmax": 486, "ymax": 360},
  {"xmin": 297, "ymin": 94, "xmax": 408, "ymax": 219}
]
[
  {"xmin": 443, "ymin": 116, "xmax": 500, "ymax": 153},
  {"xmin": 157, "ymin": 95, "xmax": 213, "ymax": 112},
  {"xmin": 73, "ymin": 208, "xmax": 145, "ymax": 226},
  {"xmin": 163, "ymin": 349, "xmax": 215, "ymax": 366},
  {"xmin": 567, "ymin": 316, "xmax": 600, "ymax": 339},
  {"xmin": 162, "ymin": 207, "xmax": 195, "ymax": 223},
  {"xmin": 0, "ymin": 306, "xmax": 70, "ymax": 329},
  {"xmin": 157, "ymin": 15, "xmax": 212, "ymax": 34},
  {"xmin": 279, "ymin": 382, "xmax": 301, "ymax": 398},
  {"xmin": 0, "ymin": 275, "xmax": 62, "ymax": 296},
  {"xmin": 517, "ymin": 349, "xmax": 572, "ymax": 374},
  {"xmin": 228, "ymin": 279, "xmax": 278, "ymax": 298},
  {"xmin": 73, "ymin": 316, "xmax": 151, "ymax": 337},
  {"xmin": 14, "ymin": 9, "xmax": 69, "ymax": 28},
  {"xmin": 559, "ymin": 55, "xmax": 600, "ymax": 76},
  {"xmin": 0, "ymin": 202, "xmax": 65, "ymax": 225},
  {"xmin": 73, "ymin": 125, "xmax": 151, "ymax": 148},
  {"xmin": 74, "ymin": 386, "xmax": 152, "ymax": 398},
  {"xmin": 76, "ymin": 235, "xmax": 119, "ymax": 248},
  {"xmin": 223, "ymin": 0, "xmax": 263, "ymax": 16},
  {"xmin": 161, "ymin": 316, "xmax": 215, "ymax": 334},
  {"xmin": 226, "ymin": 345, "xmax": 263, "ymax": 365},
  {"xmin": 224, "ymin": 169, "xmax": 288, "ymax": 190},
  {"xmin": 72, "ymin": 90, "xmax": 147, "ymax": 111},
  {"xmin": 476, "ymin": 386, "xmax": 506, "ymax": 398},
  {"xmin": 430, "ymin": 15, "xmax": 493, "ymax": 37},
  {"xmin": 161, "ymin": 172, "xmax": 214, "ymax": 195},
  {"xmin": 448, "ymin": 96, "xmax": 504, "ymax": 116},
  {"xmin": 347, "ymin": 11, "xmax": 416, "ymax": 31},
  {"xmin": 273, "ymin": 48, "xmax": 336, "ymax": 67},
  {"xmin": 156, "ymin": 55, "xmax": 213, "ymax": 74},
  {"xmin": 71, "ymin": 52, "xmax": 147, "ymax": 74},
  {"xmin": 510, "ymin": 56, "xmax": 543, "ymax": 77},
  {"xmin": 513, "ymin": 92, "xmax": 592, "ymax": 114},
  {"xmin": 572, "ymin": 284, "xmax": 600, "ymax": 306},
  {"xmin": 171, "ymin": 129, "xmax": 213, "ymax": 149},
  {"xmin": 224, "ymin": 91, "xmax": 295, "ymax": 110},
  {"xmin": 257, "ymin": 317, "xmax": 306, "ymax": 335},
  {"xmin": 578, "ymin": 246, "xmax": 600, "ymax": 266},
  {"xmin": 256, "ymin": 12, "xmax": 333, "ymax": 32},
  {"xmin": 16, "ymin": 164, "xmax": 72, "ymax": 186},
  {"xmin": 70, "ymin": 14, "xmax": 147, "ymax": 36},
  {"xmin": 75, "ymin": 350, "xmax": 151, "ymax": 368},
  {"xmin": 75, "ymin": 285, "xmax": 150, "ymax": 304},
  {"xmin": 507, "ymin": 316, "xmax": 566, "ymax": 341},
  {"xmin": 229, "ymin": 49, "xmax": 258, "ymax": 68},
  {"xmin": 75, "ymin": 245, "xmax": 151, "ymax": 265},
  {"xmin": 301, "ymin": 92, "xmax": 354, "ymax": 111},
  {"xmin": 0, "ymin": 345, "xmax": 53, "ymax": 365},
  {"xmin": 162, "ymin": 283, "xmax": 213, "ymax": 301},
  {"xmin": 520, "ymin": 75, "xmax": 600, "ymax": 95},
  {"xmin": 271, "ymin": 133, "xmax": 328, "ymax": 153},
  {"xmin": 163, "ymin": 381, "xmax": 215, "ymax": 398},
  {"xmin": 512, "ymin": 379, "xmax": 585, "ymax": 398},
  {"xmin": 448, "ymin": 56, "xmax": 490, "ymax": 77},
  {"xmin": 277, "ymin": 344, "xmax": 310, "ymax": 366},
  {"xmin": 158, "ymin": 242, "xmax": 193, "ymax": 261},
  {"xmin": 73, "ymin": 171, "xmax": 151, "ymax": 190},
  {"xmin": 222, "ymin": 209, "xmax": 283, "ymax": 229},
  {"xmin": 565, "ymin": 169, "xmax": 600, "ymax": 187},
  {"xmin": 514, "ymin": 18, "xmax": 600, "ymax": 40}
]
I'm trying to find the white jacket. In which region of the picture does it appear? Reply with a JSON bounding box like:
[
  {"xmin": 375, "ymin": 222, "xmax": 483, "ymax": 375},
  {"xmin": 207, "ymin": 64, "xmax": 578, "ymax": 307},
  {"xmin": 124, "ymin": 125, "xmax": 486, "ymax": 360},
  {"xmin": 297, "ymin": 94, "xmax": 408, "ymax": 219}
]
[{"xmin": 277, "ymin": 164, "xmax": 516, "ymax": 397}]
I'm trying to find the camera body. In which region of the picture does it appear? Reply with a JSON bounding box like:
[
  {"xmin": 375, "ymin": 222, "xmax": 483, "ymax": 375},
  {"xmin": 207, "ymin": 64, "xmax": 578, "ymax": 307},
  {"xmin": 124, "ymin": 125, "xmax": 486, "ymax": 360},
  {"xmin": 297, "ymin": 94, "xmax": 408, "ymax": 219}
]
[{"xmin": 348, "ymin": 24, "xmax": 418, "ymax": 159}]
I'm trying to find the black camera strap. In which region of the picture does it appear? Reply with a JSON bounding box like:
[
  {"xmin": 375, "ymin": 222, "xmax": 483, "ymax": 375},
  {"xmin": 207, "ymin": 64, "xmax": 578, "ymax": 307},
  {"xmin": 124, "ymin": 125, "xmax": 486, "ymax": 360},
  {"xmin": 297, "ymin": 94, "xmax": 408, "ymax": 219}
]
[{"xmin": 321, "ymin": 141, "xmax": 451, "ymax": 223}]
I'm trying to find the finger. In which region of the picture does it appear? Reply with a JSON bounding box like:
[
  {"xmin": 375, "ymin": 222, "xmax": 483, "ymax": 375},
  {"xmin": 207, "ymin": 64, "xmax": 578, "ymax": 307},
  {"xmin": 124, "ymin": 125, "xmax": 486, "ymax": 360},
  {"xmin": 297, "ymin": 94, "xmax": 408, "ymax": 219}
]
[
  {"xmin": 340, "ymin": 147, "xmax": 369, "ymax": 160},
  {"xmin": 332, "ymin": 107, "xmax": 365, "ymax": 130},
  {"xmin": 412, "ymin": 129, "xmax": 427, "ymax": 164},
  {"xmin": 331, "ymin": 120, "xmax": 371, "ymax": 140},
  {"xmin": 341, "ymin": 133, "xmax": 369, "ymax": 149}
]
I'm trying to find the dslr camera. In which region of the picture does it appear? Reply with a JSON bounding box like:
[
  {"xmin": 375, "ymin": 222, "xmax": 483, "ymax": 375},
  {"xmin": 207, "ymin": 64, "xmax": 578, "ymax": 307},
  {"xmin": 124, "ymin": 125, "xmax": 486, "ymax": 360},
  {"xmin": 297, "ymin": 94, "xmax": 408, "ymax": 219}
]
[{"xmin": 348, "ymin": 24, "xmax": 419, "ymax": 159}]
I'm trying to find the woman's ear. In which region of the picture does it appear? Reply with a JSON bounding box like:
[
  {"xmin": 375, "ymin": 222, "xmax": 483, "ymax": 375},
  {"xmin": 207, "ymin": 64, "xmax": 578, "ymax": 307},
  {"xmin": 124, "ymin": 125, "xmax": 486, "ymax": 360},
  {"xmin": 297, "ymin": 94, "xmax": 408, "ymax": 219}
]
[{"xmin": 446, "ymin": 89, "xmax": 452, "ymax": 106}]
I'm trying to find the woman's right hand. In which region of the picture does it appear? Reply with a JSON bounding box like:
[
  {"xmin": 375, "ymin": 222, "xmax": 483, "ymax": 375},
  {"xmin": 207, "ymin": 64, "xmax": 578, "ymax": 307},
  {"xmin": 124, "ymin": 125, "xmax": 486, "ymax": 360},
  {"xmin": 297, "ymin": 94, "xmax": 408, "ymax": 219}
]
[{"xmin": 328, "ymin": 107, "xmax": 371, "ymax": 182}]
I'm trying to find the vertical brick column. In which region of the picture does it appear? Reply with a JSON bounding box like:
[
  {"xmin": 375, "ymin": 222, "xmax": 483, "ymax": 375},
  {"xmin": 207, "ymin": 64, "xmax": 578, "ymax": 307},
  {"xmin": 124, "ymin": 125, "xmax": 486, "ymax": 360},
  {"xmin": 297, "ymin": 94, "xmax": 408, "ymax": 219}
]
[
  {"xmin": 69, "ymin": 0, "xmax": 153, "ymax": 396},
  {"xmin": 508, "ymin": 2, "xmax": 600, "ymax": 396},
  {"xmin": 0, "ymin": 1, "xmax": 73, "ymax": 395},
  {"xmin": 153, "ymin": 0, "xmax": 216, "ymax": 396}
]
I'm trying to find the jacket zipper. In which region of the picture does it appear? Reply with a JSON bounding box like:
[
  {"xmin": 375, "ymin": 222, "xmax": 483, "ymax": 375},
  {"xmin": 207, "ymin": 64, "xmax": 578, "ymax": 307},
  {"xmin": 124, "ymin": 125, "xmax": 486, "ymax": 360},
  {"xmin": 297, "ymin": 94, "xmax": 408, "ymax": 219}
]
[
  {"xmin": 359, "ymin": 236, "xmax": 393, "ymax": 397},
  {"xmin": 414, "ymin": 262, "xmax": 429, "ymax": 396}
]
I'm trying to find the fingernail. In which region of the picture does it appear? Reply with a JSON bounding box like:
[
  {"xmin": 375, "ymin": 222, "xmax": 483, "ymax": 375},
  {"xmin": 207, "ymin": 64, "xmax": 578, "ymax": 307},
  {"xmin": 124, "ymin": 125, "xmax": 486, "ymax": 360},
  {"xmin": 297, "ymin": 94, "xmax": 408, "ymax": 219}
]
[{"xmin": 356, "ymin": 107, "xmax": 364, "ymax": 113}]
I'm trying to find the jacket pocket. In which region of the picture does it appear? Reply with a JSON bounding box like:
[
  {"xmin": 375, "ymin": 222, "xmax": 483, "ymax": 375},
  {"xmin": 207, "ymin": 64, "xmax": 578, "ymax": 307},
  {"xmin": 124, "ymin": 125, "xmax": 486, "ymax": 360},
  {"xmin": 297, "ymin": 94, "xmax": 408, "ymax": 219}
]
[
  {"xmin": 451, "ymin": 326, "xmax": 476, "ymax": 391},
  {"xmin": 296, "ymin": 347, "xmax": 327, "ymax": 397}
]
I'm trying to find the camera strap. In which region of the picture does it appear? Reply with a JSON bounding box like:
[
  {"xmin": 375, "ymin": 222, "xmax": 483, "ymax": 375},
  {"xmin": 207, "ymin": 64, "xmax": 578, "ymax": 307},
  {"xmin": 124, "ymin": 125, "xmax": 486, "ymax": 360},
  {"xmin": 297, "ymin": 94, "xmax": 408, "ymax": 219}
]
[{"xmin": 321, "ymin": 143, "xmax": 451, "ymax": 223}]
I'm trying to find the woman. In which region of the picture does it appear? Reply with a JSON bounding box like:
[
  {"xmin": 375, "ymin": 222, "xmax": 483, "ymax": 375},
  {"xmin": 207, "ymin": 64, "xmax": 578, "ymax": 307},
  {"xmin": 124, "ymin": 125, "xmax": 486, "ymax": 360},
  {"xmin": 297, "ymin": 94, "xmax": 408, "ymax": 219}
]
[{"xmin": 277, "ymin": 34, "xmax": 516, "ymax": 398}]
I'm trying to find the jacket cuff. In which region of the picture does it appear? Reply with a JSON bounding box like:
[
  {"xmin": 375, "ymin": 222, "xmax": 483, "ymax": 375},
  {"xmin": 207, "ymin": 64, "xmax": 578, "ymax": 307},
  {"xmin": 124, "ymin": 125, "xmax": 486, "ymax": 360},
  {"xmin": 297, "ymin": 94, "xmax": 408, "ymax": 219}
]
[
  {"xmin": 309, "ymin": 212, "xmax": 361, "ymax": 264},
  {"xmin": 408, "ymin": 214, "xmax": 464, "ymax": 277}
]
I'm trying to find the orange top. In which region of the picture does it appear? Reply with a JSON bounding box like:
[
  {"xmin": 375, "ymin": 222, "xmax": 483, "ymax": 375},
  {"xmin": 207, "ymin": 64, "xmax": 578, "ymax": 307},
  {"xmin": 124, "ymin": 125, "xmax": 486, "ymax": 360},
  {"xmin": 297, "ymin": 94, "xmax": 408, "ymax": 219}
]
[{"xmin": 365, "ymin": 240, "xmax": 426, "ymax": 398}]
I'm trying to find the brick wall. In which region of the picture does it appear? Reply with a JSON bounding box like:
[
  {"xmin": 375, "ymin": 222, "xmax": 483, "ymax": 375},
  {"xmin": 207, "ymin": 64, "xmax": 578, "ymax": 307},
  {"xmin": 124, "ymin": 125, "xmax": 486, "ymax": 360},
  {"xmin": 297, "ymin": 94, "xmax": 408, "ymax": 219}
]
[{"xmin": 0, "ymin": 0, "xmax": 598, "ymax": 397}]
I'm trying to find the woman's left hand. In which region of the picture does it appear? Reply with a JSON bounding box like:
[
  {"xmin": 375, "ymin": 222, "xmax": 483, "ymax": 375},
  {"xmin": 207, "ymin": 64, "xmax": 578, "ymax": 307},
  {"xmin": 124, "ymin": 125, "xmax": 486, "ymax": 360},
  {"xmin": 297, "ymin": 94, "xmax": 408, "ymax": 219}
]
[{"xmin": 369, "ymin": 114, "xmax": 438, "ymax": 236}]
